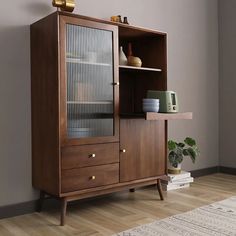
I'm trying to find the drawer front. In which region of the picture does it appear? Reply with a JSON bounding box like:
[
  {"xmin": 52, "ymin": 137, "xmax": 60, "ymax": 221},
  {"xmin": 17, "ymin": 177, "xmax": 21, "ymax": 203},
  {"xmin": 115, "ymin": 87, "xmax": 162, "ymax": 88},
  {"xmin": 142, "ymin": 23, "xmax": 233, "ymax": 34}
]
[
  {"xmin": 61, "ymin": 163, "xmax": 119, "ymax": 192},
  {"xmin": 61, "ymin": 143, "xmax": 119, "ymax": 169}
]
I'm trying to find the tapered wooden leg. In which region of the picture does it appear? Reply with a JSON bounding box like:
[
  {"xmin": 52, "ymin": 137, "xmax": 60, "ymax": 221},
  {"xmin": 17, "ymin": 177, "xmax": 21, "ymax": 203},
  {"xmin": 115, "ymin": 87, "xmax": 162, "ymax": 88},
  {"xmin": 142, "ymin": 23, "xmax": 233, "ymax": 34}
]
[
  {"xmin": 129, "ymin": 188, "xmax": 135, "ymax": 192},
  {"xmin": 37, "ymin": 191, "xmax": 45, "ymax": 212},
  {"xmin": 60, "ymin": 198, "xmax": 67, "ymax": 226},
  {"xmin": 157, "ymin": 179, "xmax": 164, "ymax": 200}
]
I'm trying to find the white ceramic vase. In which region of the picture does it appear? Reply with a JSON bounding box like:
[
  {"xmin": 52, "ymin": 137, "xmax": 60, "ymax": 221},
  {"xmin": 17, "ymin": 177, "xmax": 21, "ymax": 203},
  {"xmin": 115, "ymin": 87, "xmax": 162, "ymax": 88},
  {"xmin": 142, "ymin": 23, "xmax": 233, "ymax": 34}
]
[{"xmin": 119, "ymin": 46, "xmax": 128, "ymax": 65}]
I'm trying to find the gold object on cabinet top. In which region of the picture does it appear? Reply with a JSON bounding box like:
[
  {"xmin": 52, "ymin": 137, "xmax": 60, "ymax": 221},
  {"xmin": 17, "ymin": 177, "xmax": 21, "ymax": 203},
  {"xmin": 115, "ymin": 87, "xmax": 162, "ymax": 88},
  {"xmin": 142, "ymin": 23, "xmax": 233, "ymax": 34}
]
[{"xmin": 52, "ymin": 0, "xmax": 75, "ymax": 12}]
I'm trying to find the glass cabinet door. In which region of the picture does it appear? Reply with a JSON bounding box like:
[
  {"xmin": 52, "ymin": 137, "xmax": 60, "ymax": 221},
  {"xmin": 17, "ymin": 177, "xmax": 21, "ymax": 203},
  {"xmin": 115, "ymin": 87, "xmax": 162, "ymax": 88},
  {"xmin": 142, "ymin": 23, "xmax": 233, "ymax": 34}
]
[{"xmin": 65, "ymin": 23, "xmax": 116, "ymax": 140}]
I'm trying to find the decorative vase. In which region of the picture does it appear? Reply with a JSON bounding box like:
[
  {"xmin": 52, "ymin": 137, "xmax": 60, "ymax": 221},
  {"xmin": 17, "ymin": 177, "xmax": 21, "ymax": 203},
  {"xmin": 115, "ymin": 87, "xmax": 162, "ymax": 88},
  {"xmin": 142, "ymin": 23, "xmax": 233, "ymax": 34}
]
[
  {"xmin": 119, "ymin": 46, "xmax": 128, "ymax": 65},
  {"xmin": 168, "ymin": 162, "xmax": 181, "ymax": 174},
  {"xmin": 123, "ymin": 17, "xmax": 129, "ymax": 25},
  {"xmin": 127, "ymin": 42, "xmax": 133, "ymax": 57},
  {"xmin": 127, "ymin": 56, "xmax": 142, "ymax": 67},
  {"xmin": 127, "ymin": 42, "xmax": 142, "ymax": 67}
]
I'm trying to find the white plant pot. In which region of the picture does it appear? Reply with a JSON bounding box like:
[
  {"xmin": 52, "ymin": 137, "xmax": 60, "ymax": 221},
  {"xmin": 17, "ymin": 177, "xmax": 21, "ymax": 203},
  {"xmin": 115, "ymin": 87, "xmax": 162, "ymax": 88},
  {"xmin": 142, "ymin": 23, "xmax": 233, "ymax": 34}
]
[{"xmin": 168, "ymin": 162, "xmax": 182, "ymax": 174}]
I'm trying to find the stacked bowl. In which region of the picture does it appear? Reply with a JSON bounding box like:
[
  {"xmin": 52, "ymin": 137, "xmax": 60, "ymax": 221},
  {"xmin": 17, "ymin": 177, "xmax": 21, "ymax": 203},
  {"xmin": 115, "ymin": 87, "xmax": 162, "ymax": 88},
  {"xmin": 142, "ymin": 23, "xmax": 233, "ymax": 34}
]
[{"xmin": 142, "ymin": 98, "xmax": 160, "ymax": 112}]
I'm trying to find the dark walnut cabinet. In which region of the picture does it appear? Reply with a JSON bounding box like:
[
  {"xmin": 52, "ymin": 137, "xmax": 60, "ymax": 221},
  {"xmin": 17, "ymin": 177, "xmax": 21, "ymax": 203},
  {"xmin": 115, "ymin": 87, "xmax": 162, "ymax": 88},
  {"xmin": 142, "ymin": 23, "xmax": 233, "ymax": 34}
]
[{"xmin": 31, "ymin": 11, "xmax": 191, "ymax": 225}]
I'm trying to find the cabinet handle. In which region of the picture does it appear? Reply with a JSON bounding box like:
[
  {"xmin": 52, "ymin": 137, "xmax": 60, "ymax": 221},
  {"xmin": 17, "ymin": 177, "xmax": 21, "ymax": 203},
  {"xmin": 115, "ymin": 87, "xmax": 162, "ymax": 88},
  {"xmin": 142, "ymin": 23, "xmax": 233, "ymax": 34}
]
[
  {"xmin": 89, "ymin": 154, "xmax": 96, "ymax": 158},
  {"xmin": 120, "ymin": 149, "xmax": 126, "ymax": 153},
  {"xmin": 113, "ymin": 82, "xmax": 120, "ymax": 86},
  {"xmin": 91, "ymin": 176, "xmax": 96, "ymax": 180}
]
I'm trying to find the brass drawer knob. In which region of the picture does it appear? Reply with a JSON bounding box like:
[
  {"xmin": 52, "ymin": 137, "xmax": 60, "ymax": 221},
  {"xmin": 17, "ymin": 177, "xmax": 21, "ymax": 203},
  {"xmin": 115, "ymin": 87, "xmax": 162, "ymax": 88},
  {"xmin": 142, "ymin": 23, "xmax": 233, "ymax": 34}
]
[
  {"xmin": 120, "ymin": 149, "xmax": 126, "ymax": 153},
  {"xmin": 89, "ymin": 154, "xmax": 96, "ymax": 158},
  {"xmin": 91, "ymin": 176, "xmax": 96, "ymax": 180}
]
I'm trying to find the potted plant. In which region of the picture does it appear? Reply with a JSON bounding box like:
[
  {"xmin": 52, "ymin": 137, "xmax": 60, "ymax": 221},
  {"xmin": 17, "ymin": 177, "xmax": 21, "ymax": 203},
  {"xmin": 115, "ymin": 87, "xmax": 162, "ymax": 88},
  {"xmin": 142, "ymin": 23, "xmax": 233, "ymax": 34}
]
[{"xmin": 168, "ymin": 137, "xmax": 200, "ymax": 174}]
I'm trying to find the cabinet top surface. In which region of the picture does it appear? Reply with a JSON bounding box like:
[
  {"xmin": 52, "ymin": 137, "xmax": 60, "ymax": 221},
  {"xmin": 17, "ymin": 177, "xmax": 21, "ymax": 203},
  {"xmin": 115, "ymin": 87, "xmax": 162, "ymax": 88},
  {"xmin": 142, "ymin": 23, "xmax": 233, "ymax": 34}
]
[{"xmin": 32, "ymin": 11, "xmax": 167, "ymax": 36}]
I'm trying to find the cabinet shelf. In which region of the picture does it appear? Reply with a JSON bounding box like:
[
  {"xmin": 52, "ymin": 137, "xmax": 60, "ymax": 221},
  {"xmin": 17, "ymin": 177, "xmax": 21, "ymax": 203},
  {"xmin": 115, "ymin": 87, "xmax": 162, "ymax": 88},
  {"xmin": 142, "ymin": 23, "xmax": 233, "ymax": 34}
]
[
  {"xmin": 67, "ymin": 101, "xmax": 113, "ymax": 105},
  {"xmin": 119, "ymin": 65, "xmax": 162, "ymax": 72},
  {"xmin": 120, "ymin": 112, "xmax": 193, "ymax": 120},
  {"xmin": 146, "ymin": 112, "xmax": 193, "ymax": 120},
  {"xmin": 67, "ymin": 58, "xmax": 111, "ymax": 67}
]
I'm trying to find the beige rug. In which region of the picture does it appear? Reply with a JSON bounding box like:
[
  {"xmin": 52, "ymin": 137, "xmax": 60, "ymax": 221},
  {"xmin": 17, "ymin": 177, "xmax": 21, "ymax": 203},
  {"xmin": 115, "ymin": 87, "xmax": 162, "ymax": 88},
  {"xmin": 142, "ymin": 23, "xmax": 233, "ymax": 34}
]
[{"xmin": 115, "ymin": 196, "xmax": 236, "ymax": 236}]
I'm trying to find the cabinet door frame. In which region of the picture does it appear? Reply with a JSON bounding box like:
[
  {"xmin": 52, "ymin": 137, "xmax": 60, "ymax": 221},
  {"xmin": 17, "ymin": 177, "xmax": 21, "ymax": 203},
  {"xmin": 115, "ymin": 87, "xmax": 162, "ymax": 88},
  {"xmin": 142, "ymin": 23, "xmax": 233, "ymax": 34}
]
[{"xmin": 59, "ymin": 15, "xmax": 119, "ymax": 146}]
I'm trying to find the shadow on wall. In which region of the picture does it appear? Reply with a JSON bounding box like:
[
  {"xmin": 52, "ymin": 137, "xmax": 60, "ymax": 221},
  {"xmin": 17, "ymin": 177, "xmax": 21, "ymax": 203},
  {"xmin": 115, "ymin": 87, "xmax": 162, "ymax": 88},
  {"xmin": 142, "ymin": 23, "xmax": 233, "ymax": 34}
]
[
  {"xmin": 0, "ymin": 25, "xmax": 39, "ymax": 206},
  {"xmin": 21, "ymin": 2, "xmax": 52, "ymax": 17}
]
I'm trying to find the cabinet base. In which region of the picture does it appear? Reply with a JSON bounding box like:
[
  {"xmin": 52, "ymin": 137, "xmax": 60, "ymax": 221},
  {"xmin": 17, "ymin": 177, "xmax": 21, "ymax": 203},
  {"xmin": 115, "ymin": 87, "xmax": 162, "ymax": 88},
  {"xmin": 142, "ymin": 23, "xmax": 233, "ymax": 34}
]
[{"xmin": 38, "ymin": 177, "xmax": 165, "ymax": 225}]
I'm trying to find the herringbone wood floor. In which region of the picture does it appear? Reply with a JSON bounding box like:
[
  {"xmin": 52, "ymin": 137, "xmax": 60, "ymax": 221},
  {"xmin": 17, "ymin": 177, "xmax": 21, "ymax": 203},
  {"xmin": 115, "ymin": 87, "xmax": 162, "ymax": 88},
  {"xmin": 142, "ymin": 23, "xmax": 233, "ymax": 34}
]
[{"xmin": 0, "ymin": 173, "xmax": 236, "ymax": 236}]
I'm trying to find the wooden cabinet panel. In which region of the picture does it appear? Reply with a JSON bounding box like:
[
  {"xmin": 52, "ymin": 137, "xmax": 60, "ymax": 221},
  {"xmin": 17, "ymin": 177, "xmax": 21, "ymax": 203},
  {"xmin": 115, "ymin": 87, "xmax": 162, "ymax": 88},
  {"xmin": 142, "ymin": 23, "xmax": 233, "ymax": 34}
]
[
  {"xmin": 61, "ymin": 163, "xmax": 119, "ymax": 192},
  {"xmin": 61, "ymin": 143, "xmax": 119, "ymax": 169},
  {"xmin": 120, "ymin": 119, "xmax": 166, "ymax": 182},
  {"xmin": 31, "ymin": 13, "xmax": 60, "ymax": 196}
]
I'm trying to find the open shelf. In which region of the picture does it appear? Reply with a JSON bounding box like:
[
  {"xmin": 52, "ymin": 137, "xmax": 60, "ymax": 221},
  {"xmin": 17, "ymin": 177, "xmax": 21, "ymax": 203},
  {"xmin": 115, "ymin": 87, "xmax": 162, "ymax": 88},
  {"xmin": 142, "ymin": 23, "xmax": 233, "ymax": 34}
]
[
  {"xmin": 118, "ymin": 23, "xmax": 166, "ymax": 39},
  {"xmin": 67, "ymin": 58, "xmax": 111, "ymax": 67},
  {"xmin": 119, "ymin": 65, "xmax": 162, "ymax": 72},
  {"xmin": 146, "ymin": 112, "xmax": 193, "ymax": 120}
]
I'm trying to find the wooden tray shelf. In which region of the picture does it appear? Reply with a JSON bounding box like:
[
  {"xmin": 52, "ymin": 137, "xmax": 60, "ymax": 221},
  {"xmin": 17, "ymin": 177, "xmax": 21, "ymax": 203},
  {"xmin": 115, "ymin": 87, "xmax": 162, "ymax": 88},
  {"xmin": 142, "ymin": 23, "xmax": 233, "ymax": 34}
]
[{"xmin": 146, "ymin": 112, "xmax": 193, "ymax": 120}]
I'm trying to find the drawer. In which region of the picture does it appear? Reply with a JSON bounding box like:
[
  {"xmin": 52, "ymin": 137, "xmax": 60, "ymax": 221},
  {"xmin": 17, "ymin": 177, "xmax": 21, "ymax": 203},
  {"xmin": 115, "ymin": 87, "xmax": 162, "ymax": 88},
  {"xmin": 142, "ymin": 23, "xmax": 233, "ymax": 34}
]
[
  {"xmin": 61, "ymin": 143, "xmax": 119, "ymax": 169},
  {"xmin": 61, "ymin": 163, "xmax": 119, "ymax": 192}
]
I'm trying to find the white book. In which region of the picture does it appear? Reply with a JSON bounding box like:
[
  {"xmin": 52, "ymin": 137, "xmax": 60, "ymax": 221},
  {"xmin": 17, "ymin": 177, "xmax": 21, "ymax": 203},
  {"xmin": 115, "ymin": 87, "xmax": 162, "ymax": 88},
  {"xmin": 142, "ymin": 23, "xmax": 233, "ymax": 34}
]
[
  {"xmin": 162, "ymin": 183, "xmax": 190, "ymax": 191},
  {"xmin": 166, "ymin": 171, "xmax": 191, "ymax": 182},
  {"xmin": 161, "ymin": 177, "xmax": 194, "ymax": 185}
]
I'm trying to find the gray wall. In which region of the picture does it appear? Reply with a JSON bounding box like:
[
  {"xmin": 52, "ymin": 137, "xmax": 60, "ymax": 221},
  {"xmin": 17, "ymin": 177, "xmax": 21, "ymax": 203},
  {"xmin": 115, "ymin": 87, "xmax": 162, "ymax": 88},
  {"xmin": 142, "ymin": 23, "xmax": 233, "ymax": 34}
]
[
  {"xmin": 0, "ymin": 0, "xmax": 219, "ymax": 207},
  {"xmin": 219, "ymin": 0, "xmax": 236, "ymax": 168}
]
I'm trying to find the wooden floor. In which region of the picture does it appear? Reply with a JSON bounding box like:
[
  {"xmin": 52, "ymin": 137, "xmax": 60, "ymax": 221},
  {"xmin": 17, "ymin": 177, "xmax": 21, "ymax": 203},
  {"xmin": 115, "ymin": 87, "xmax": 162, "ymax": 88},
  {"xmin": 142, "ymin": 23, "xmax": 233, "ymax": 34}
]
[{"xmin": 1, "ymin": 173, "xmax": 236, "ymax": 236}]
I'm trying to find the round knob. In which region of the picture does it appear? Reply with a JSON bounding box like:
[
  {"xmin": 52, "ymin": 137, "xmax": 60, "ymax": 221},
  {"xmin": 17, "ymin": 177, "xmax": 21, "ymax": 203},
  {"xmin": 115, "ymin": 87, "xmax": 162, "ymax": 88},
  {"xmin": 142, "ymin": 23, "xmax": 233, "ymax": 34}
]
[
  {"xmin": 120, "ymin": 149, "xmax": 126, "ymax": 153},
  {"xmin": 113, "ymin": 82, "xmax": 120, "ymax": 86},
  {"xmin": 89, "ymin": 154, "xmax": 96, "ymax": 158},
  {"xmin": 91, "ymin": 176, "xmax": 96, "ymax": 180}
]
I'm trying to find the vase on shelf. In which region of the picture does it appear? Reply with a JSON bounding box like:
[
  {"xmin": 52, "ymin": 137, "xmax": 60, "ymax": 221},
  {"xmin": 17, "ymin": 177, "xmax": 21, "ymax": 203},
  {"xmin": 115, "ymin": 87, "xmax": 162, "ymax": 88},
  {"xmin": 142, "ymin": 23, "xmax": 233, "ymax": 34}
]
[
  {"xmin": 127, "ymin": 42, "xmax": 142, "ymax": 67},
  {"xmin": 119, "ymin": 46, "xmax": 128, "ymax": 65}
]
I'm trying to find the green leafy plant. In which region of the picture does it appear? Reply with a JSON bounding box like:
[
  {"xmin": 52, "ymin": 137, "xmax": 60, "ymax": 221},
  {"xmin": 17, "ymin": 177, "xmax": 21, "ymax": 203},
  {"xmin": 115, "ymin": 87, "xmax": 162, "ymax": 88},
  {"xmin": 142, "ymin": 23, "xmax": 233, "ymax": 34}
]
[{"xmin": 168, "ymin": 137, "xmax": 200, "ymax": 168}]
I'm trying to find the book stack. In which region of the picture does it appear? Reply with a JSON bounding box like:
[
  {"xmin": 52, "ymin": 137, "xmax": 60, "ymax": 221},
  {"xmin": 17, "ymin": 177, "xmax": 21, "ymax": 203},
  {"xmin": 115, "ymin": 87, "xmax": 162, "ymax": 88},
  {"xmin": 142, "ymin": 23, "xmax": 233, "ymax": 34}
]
[{"xmin": 161, "ymin": 171, "xmax": 193, "ymax": 191}]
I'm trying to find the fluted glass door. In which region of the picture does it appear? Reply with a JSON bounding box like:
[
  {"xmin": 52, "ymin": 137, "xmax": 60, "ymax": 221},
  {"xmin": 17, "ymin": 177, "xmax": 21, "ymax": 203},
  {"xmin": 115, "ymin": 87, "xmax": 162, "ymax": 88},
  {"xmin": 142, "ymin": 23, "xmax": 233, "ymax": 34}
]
[{"xmin": 66, "ymin": 24, "xmax": 114, "ymax": 139}]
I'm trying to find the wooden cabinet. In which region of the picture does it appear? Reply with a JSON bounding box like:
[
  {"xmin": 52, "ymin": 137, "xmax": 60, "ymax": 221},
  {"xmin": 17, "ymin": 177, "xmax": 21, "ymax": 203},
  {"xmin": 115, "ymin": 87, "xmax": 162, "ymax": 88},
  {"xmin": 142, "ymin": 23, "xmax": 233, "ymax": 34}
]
[{"xmin": 31, "ymin": 11, "xmax": 191, "ymax": 226}]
